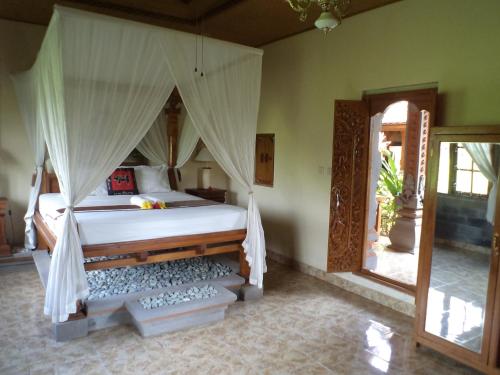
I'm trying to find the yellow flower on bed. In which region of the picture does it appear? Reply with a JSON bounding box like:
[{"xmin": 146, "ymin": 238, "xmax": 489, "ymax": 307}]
[
  {"xmin": 140, "ymin": 201, "xmax": 153, "ymax": 209},
  {"xmin": 158, "ymin": 201, "xmax": 167, "ymax": 209}
]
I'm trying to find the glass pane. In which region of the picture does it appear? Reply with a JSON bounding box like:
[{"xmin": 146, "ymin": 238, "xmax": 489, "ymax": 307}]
[
  {"xmin": 437, "ymin": 143, "xmax": 450, "ymax": 194},
  {"xmin": 455, "ymin": 170, "xmax": 472, "ymax": 193},
  {"xmin": 425, "ymin": 142, "xmax": 495, "ymax": 353},
  {"xmin": 472, "ymin": 172, "xmax": 489, "ymax": 195},
  {"xmin": 457, "ymin": 147, "xmax": 473, "ymax": 170},
  {"xmin": 362, "ymin": 115, "xmax": 417, "ymax": 286}
]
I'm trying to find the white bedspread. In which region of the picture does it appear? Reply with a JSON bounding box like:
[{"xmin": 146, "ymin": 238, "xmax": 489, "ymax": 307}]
[{"xmin": 39, "ymin": 192, "xmax": 247, "ymax": 245}]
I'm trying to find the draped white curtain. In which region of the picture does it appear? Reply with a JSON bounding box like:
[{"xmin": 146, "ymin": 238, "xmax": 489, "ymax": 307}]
[
  {"xmin": 11, "ymin": 71, "xmax": 45, "ymax": 249},
  {"xmin": 18, "ymin": 6, "xmax": 264, "ymax": 322},
  {"xmin": 176, "ymin": 114, "xmax": 199, "ymax": 169},
  {"xmin": 136, "ymin": 111, "xmax": 169, "ymax": 165},
  {"xmin": 35, "ymin": 8, "xmax": 174, "ymax": 322},
  {"xmin": 161, "ymin": 32, "xmax": 266, "ymax": 287},
  {"xmin": 464, "ymin": 143, "xmax": 498, "ymax": 223},
  {"xmin": 136, "ymin": 109, "xmax": 199, "ymax": 169}
]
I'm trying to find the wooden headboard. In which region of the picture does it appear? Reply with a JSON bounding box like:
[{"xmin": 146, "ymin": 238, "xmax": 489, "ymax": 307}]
[
  {"xmin": 40, "ymin": 172, "xmax": 60, "ymax": 194},
  {"xmin": 39, "ymin": 167, "xmax": 177, "ymax": 194}
]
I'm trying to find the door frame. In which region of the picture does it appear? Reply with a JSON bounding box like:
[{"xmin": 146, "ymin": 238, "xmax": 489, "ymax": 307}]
[
  {"xmin": 362, "ymin": 88, "xmax": 436, "ymax": 292},
  {"xmin": 327, "ymin": 88, "xmax": 437, "ymax": 293},
  {"xmin": 414, "ymin": 125, "xmax": 500, "ymax": 374}
]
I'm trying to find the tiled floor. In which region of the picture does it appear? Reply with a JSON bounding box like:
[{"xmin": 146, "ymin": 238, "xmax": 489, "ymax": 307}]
[
  {"xmin": 0, "ymin": 261, "xmax": 482, "ymax": 375},
  {"xmin": 367, "ymin": 237, "xmax": 489, "ymax": 285},
  {"xmin": 366, "ymin": 236, "xmax": 418, "ymax": 285},
  {"xmin": 367, "ymin": 240, "xmax": 490, "ymax": 353}
]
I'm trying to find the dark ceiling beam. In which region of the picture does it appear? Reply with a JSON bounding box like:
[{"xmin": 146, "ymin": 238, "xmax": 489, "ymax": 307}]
[
  {"xmin": 60, "ymin": 0, "xmax": 246, "ymax": 26},
  {"xmin": 60, "ymin": 0, "xmax": 194, "ymax": 25},
  {"xmin": 200, "ymin": 0, "xmax": 246, "ymax": 21}
]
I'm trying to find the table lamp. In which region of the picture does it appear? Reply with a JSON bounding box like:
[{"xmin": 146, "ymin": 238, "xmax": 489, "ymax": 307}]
[{"xmin": 195, "ymin": 147, "xmax": 215, "ymax": 189}]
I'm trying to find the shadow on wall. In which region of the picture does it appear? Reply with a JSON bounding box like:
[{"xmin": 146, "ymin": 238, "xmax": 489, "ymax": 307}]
[
  {"xmin": 0, "ymin": 173, "xmax": 7, "ymax": 198},
  {"xmin": 5, "ymin": 199, "xmax": 21, "ymax": 245},
  {"xmin": 0, "ymin": 147, "xmax": 19, "ymax": 168},
  {"xmin": 261, "ymin": 211, "xmax": 298, "ymax": 294},
  {"xmin": 0, "ymin": 170, "xmax": 19, "ymax": 245},
  {"xmin": 261, "ymin": 212, "xmax": 298, "ymax": 261},
  {"xmin": 436, "ymin": 92, "xmax": 448, "ymax": 125},
  {"xmin": 0, "ymin": 165, "xmax": 20, "ymax": 245}
]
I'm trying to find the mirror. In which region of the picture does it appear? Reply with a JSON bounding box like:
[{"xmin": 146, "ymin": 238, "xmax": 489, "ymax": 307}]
[{"xmin": 424, "ymin": 142, "xmax": 498, "ymax": 353}]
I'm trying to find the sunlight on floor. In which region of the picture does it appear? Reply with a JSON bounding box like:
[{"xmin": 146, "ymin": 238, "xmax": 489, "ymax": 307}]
[{"xmin": 366, "ymin": 236, "xmax": 418, "ymax": 285}]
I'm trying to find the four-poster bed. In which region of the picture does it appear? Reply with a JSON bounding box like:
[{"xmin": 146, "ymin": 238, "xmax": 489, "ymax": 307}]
[
  {"xmin": 12, "ymin": 5, "xmax": 266, "ymax": 325},
  {"xmin": 34, "ymin": 172, "xmax": 250, "ymax": 277}
]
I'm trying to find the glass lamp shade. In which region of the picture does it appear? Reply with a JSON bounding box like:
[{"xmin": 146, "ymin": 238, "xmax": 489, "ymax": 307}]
[
  {"xmin": 314, "ymin": 11, "xmax": 339, "ymax": 33},
  {"xmin": 201, "ymin": 167, "xmax": 211, "ymax": 189}
]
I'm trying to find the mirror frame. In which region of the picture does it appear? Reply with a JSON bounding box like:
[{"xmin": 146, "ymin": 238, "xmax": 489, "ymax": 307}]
[{"xmin": 415, "ymin": 125, "xmax": 500, "ymax": 374}]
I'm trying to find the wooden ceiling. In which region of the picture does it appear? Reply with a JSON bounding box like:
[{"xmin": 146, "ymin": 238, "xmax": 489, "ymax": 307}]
[{"xmin": 0, "ymin": 0, "xmax": 400, "ymax": 46}]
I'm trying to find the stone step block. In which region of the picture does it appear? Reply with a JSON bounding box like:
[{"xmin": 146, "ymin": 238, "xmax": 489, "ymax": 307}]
[
  {"xmin": 86, "ymin": 273, "xmax": 244, "ymax": 331},
  {"xmin": 125, "ymin": 282, "xmax": 237, "ymax": 337}
]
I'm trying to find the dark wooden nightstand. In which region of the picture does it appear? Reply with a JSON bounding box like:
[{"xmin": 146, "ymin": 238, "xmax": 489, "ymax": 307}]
[
  {"xmin": 185, "ymin": 188, "xmax": 227, "ymax": 203},
  {"xmin": 0, "ymin": 198, "xmax": 11, "ymax": 257}
]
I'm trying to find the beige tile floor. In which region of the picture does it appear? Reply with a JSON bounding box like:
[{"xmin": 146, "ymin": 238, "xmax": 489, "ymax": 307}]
[
  {"xmin": 367, "ymin": 236, "xmax": 418, "ymax": 286},
  {"xmin": 0, "ymin": 261, "xmax": 482, "ymax": 375}
]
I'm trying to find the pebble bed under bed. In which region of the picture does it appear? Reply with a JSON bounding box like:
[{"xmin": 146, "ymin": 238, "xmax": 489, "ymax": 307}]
[
  {"xmin": 139, "ymin": 285, "xmax": 218, "ymax": 310},
  {"xmin": 86, "ymin": 257, "xmax": 233, "ymax": 301}
]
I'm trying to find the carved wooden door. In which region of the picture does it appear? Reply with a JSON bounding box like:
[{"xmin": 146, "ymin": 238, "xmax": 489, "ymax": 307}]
[{"xmin": 327, "ymin": 100, "xmax": 370, "ymax": 272}]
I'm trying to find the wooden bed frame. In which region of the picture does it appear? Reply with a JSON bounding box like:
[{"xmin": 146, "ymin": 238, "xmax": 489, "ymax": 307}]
[{"xmin": 35, "ymin": 171, "xmax": 250, "ymax": 280}]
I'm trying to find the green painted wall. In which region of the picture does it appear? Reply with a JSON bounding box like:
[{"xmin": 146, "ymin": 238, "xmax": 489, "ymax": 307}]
[
  {"xmin": 233, "ymin": 0, "xmax": 500, "ymax": 271},
  {"xmin": 0, "ymin": 19, "xmax": 45, "ymax": 245}
]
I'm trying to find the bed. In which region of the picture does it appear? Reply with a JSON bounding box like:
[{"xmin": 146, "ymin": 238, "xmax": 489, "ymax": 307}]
[
  {"xmin": 35, "ymin": 171, "xmax": 250, "ymax": 278},
  {"xmin": 17, "ymin": 6, "xmax": 264, "ymax": 324}
]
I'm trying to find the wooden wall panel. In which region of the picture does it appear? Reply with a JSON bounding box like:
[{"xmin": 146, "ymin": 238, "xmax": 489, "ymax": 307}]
[{"xmin": 255, "ymin": 134, "xmax": 274, "ymax": 187}]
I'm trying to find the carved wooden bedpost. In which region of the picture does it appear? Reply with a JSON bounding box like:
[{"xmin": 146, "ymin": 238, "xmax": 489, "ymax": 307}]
[
  {"xmin": 239, "ymin": 247, "xmax": 251, "ymax": 281},
  {"xmin": 166, "ymin": 88, "xmax": 182, "ymax": 190}
]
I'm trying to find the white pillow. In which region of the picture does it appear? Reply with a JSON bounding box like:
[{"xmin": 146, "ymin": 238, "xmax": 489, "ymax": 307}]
[
  {"xmin": 89, "ymin": 181, "xmax": 108, "ymax": 196},
  {"xmin": 134, "ymin": 165, "xmax": 171, "ymax": 193}
]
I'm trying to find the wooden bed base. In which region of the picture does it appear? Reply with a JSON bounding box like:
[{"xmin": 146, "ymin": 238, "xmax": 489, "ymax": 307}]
[{"xmin": 34, "ymin": 211, "xmax": 250, "ymax": 280}]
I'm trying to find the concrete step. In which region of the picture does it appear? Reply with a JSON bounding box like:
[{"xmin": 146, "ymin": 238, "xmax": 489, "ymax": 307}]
[
  {"xmin": 86, "ymin": 273, "xmax": 244, "ymax": 331},
  {"xmin": 0, "ymin": 250, "xmax": 33, "ymax": 267},
  {"xmin": 125, "ymin": 281, "xmax": 237, "ymax": 337},
  {"xmin": 32, "ymin": 250, "xmax": 51, "ymax": 288}
]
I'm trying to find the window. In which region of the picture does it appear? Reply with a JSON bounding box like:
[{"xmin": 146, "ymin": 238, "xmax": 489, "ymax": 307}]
[{"xmin": 449, "ymin": 143, "xmax": 489, "ymax": 196}]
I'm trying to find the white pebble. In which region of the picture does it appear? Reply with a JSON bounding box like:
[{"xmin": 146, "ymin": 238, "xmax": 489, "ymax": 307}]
[{"xmin": 86, "ymin": 258, "xmax": 232, "ymax": 301}]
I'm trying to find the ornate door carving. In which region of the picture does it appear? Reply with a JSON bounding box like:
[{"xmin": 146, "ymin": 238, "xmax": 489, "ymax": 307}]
[{"xmin": 327, "ymin": 100, "xmax": 370, "ymax": 272}]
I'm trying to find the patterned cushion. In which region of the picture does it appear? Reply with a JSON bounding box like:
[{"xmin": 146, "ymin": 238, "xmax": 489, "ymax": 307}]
[{"xmin": 106, "ymin": 168, "xmax": 138, "ymax": 195}]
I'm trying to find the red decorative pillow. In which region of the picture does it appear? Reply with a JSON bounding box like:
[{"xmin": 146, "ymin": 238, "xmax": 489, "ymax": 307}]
[{"xmin": 106, "ymin": 168, "xmax": 138, "ymax": 195}]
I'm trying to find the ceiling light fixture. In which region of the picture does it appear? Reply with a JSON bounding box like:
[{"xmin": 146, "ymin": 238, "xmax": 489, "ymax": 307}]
[{"xmin": 286, "ymin": 0, "xmax": 350, "ymax": 34}]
